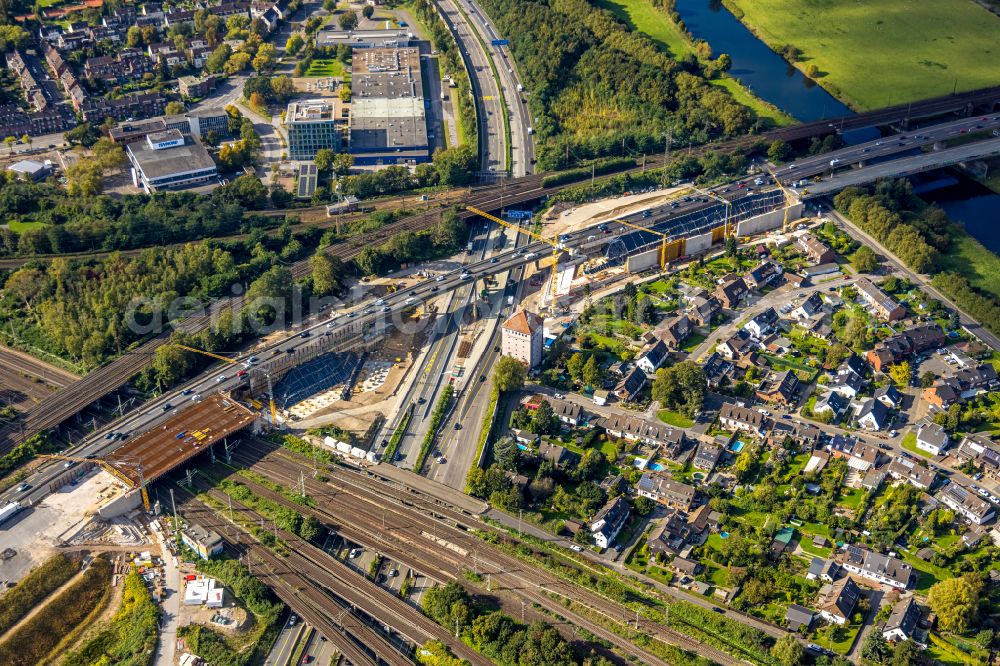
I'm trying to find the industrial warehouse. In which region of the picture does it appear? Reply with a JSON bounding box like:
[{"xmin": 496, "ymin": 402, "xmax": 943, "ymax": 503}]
[{"xmin": 348, "ymin": 47, "xmax": 430, "ymax": 165}]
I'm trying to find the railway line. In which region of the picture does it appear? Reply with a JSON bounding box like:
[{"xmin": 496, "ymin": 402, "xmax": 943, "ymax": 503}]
[
  {"xmin": 5, "ymin": 82, "xmax": 1000, "ymax": 453},
  {"xmin": 221, "ymin": 439, "xmax": 745, "ymax": 666},
  {"xmin": 174, "ymin": 493, "xmax": 402, "ymax": 666},
  {"xmin": 180, "ymin": 473, "xmax": 492, "ymax": 666}
]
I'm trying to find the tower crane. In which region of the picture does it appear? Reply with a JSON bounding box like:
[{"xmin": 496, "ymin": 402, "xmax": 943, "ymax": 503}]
[
  {"xmin": 39, "ymin": 454, "xmax": 151, "ymax": 512},
  {"xmin": 613, "ymin": 218, "xmax": 672, "ymax": 270},
  {"xmin": 172, "ymin": 344, "xmax": 238, "ymax": 364},
  {"xmin": 466, "ymin": 206, "xmax": 571, "ymax": 310},
  {"xmin": 766, "ymin": 167, "xmax": 803, "ymax": 233}
]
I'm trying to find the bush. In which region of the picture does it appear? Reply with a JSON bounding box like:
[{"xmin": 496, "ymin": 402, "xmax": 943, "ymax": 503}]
[{"xmin": 62, "ymin": 567, "xmax": 160, "ymax": 666}]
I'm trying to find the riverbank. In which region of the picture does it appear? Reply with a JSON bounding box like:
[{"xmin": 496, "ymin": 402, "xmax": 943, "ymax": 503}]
[
  {"xmin": 594, "ymin": 0, "xmax": 795, "ymax": 127},
  {"xmin": 721, "ymin": 0, "xmax": 1000, "ymax": 110}
]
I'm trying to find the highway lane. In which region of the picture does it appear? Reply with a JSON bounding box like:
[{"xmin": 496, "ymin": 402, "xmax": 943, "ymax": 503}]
[
  {"xmin": 779, "ymin": 112, "xmax": 1000, "ymax": 184},
  {"xmin": 802, "ymin": 135, "xmax": 1000, "ymax": 197},
  {"xmin": 438, "ymin": 0, "xmax": 506, "ymax": 173},
  {"xmin": 459, "ymin": 0, "xmax": 535, "ymax": 176}
]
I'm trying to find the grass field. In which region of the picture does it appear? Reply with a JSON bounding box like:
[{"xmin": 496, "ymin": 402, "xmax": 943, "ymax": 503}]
[
  {"xmin": 594, "ymin": 0, "xmax": 794, "ymax": 126},
  {"xmin": 304, "ymin": 59, "xmax": 345, "ymax": 78},
  {"xmin": 724, "ymin": 0, "xmax": 1000, "ymax": 110},
  {"xmin": 657, "ymin": 409, "xmax": 694, "ymax": 428},
  {"xmin": 937, "ymin": 226, "xmax": 1000, "ymax": 301},
  {"xmin": 6, "ymin": 220, "xmax": 45, "ymax": 234}
]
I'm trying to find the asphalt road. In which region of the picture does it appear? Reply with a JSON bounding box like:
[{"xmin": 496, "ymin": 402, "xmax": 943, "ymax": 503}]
[{"xmin": 779, "ymin": 112, "xmax": 1000, "ymax": 184}]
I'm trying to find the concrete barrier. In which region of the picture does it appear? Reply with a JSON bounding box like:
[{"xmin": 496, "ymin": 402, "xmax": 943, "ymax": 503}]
[
  {"xmin": 736, "ymin": 203, "xmax": 804, "ymax": 238},
  {"xmin": 685, "ymin": 230, "xmax": 713, "ymax": 256},
  {"xmin": 626, "ymin": 247, "xmax": 660, "ymax": 273}
]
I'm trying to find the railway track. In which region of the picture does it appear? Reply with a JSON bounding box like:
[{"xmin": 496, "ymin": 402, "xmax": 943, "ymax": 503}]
[
  {"xmin": 174, "ymin": 492, "xmax": 396, "ymax": 666},
  {"xmin": 8, "ymin": 83, "xmax": 1000, "ymax": 451},
  {"xmin": 223, "ymin": 439, "xmax": 745, "ymax": 666},
  {"xmin": 181, "ymin": 472, "xmax": 492, "ymax": 666}
]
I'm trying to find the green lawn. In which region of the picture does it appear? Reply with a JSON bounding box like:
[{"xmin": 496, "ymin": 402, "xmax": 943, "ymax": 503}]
[
  {"xmin": 812, "ymin": 622, "xmax": 860, "ymax": 655},
  {"xmin": 900, "ymin": 431, "xmax": 933, "ymax": 459},
  {"xmin": 657, "ymin": 409, "xmax": 694, "ymax": 428},
  {"xmin": 838, "ymin": 487, "xmax": 865, "ymax": 510},
  {"xmin": 594, "ymin": 0, "xmax": 794, "ymax": 125},
  {"xmin": 6, "ymin": 220, "xmax": 46, "ymax": 234},
  {"xmin": 304, "ymin": 59, "xmax": 346, "ymax": 78},
  {"xmin": 725, "ymin": 0, "xmax": 1000, "ymax": 110},
  {"xmin": 937, "ymin": 226, "xmax": 1000, "ymax": 302}
]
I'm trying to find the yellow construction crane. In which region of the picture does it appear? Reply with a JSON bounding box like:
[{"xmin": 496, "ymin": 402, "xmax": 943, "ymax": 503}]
[
  {"xmin": 39, "ymin": 454, "xmax": 151, "ymax": 512},
  {"xmin": 767, "ymin": 168, "xmax": 802, "ymax": 233},
  {"xmin": 467, "ymin": 206, "xmax": 569, "ymax": 309},
  {"xmin": 173, "ymin": 344, "xmax": 238, "ymax": 364}
]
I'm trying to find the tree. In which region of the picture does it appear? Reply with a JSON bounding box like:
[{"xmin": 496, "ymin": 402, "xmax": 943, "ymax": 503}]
[
  {"xmin": 269, "ymin": 184, "xmax": 292, "ymax": 208},
  {"xmin": 432, "ymin": 146, "xmax": 477, "ymax": 186},
  {"xmin": 582, "ymin": 355, "xmax": 604, "ymax": 388},
  {"xmin": 248, "ymin": 91, "xmax": 266, "ymax": 111},
  {"xmin": 223, "ymin": 51, "xmax": 251, "ymax": 74},
  {"xmin": 310, "ymin": 252, "xmax": 343, "ymax": 296},
  {"xmin": 888, "ymin": 361, "xmax": 911, "ymax": 388},
  {"xmin": 825, "ymin": 342, "xmax": 851, "ymax": 369},
  {"xmin": 362, "ymin": 4, "xmax": 375, "ymax": 19},
  {"xmin": 928, "ymin": 573, "xmax": 984, "ymax": 633},
  {"xmin": 920, "ymin": 371, "xmax": 936, "ymax": 388},
  {"xmin": 332, "ymin": 153, "xmax": 354, "ymax": 177},
  {"xmin": 853, "ymin": 245, "xmax": 879, "ymax": 273},
  {"xmin": 338, "ymin": 10, "xmax": 358, "ymax": 30},
  {"xmin": 285, "ymin": 33, "xmax": 304, "ymax": 55},
  {"xmin": 566, "ymin": 352, "xmax": 584, "ymax": 383},
  {"xmin": 492, "ymin": 356, "xmax": 526, "ymax": 392},
  {"xmin": 164, "ymin": 101, "xmax": 186, "ymax": 115},
  {"xmin": 767, "ymin": 140, "xmax": 792, "ymax": 163},
  {"xmin": 252, "ymin": 42, "xmax": 278, "ymax": 72},
  {"xmin": 890, "ymin": 640, "xmax": 921, "ymax": 666},
  {"xmin": 205, "ymin": 43, "xmax": 231, "ymax": 73},
  {"xmin": 531, "ymin": 399, "xmax": 558, "ymax": 435},
  {"xmin": 806, "ymin": 63, "xmax": 819, "ymax": 79},
  {"xmin": 338, "ymin": 84, "xmax": 351, "ymax": 102},
  {"xmin": 724, "ymin": 234, "xmax": 739, "ymax": 258},
  {"xmin": 632, "ymin": 496, "xmax": 654, "ymax": 516},
  {"xmin": 314, "ymin": 148, "xmax": 335, "ymax": 174},
  {"xmin": 652, "ymin": 361, "xmax": 707, "ymax": 418},
  {"xmin": 770, "ymin": 635, "xmax": 803, "ymax": 666},
  {"xmin": 861, "ymin": 632, "xmax": 892, "ymax": 664}
]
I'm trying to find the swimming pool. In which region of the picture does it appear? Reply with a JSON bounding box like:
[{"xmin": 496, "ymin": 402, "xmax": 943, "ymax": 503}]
[
  {"xmin": 517, "ymin": 443, "xmax": 528, "ymax": 451},
  {"xmin": 649, "ymin": 463, "xmax": 665, "ymax": 472},
  {"xmin": 731, "ymin": 441, "xmax": 745, "ymax": 453}
]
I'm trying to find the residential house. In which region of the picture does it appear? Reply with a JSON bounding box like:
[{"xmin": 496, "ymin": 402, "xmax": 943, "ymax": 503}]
[
  {"xmin": 686, "ymin": 295, "xmax": 720, "ymax": 327},
  {"xmin": 843, "ymin": 545, "xmax": 912, "ymax": 589},
  {"xmin": 590, "ymin": 496, "xmax": 630, "ymax": 549},
  {"xmin": 867, "ymin": 325, "xmax": 944, "ymax": 372},
  {"xmin": 636, "ymin": 340, "xmax": 669, "ymax": 374},
  {"xmin": 755, "ymin": 370, "xmax": 800, "ymax": 406},
  {"xmin": 693, "ymin": 443, "xmax": 722, "ymax": 472},
  {"xmin": 862, "ymin": 469, "xmax": 887, "ymax": 491},
  {"xmin": 785, "ymin": 604, "xmax": 816, "ymax": 632},
  {"xmin": 818, "ymin": 577, "xmax": 861, "ymax": 625},
  {"xmin": 714, "ymin": 274, "xmax": 748, "ymax": 309},
  {"xmin": 599, "ymin": 414, "xmax": 687, "ymax": 459},
  {"xmin": 511, "ymin": 429, "xmax": 538, "ymax": 446},
  {"xmin": 671, "ymin": 556, "xmax": 702, "ymax": 576},
  {"xmin": 702, "ymin": 352, "xmax": 737, "ymax": 390},
  {"xmin": 798, "ymin": 233, "xmax": 836, "ymax": 264},
  {"xmin": 856, "ymin": 398, "xmax": 890, "ymax": 431},
  {"xmin": 636, "ymin": 474, "xmax": 695, "ymax": 510},
  {"xmin": 655, "ymin": 315, "xmax": 692, "ymax": 350},
  {"xmin": 537, "ymin": 441, "xmax": 578, "ymax": 468},
  {"xmin": 745, "ymin": 260, "xmax": 781, "ymax": 290},
  {"xmin": 955, "ymin": 434, "xmax": 1000, "ymax": 481},
  {"xmin": 647, "ymin": 512, "xmax": 703, "ymax": 556},
  {"xmin": 793, "ymin": 292, "xmax": 824, "ymax": 320},
  {"xmin": 806, "ymin": 558, "xmax": 841, "ymax": 583},
  {"xmin": 856, "ymin": 278, "xmax": 906, "ymax": 321},
  {"xmin": 938, "ymin": 484, "xmax": 996, "ymax": 525},
  {"xmin": 922, "ymin": 382, "xmax": 960, "ymax": 410},
  {"xmin": 717, "ymin": 403, "xmax": 769, "ymax": 437},
  {"xmin": 814, "ymin": 390, "xmax": 850, "ymax": 421},
  {"xmin": 915, "ymin": 421, "xmax": 949, "ymax": 455},
  {"xmin": 827, "ymin": 435, "xmax": 881, "ymax": 471},
  {"xmin": 882, "ymin": 597, "xmax": 921, "ymax": 643},
  {"xmin": 615, "ymin": 366, "xmax": 647, "ymax": 402},
  {"xmin": 885, "ymin": 456, "xmax": 938, "ymax": 490},
  {"xmin": 875, "ymin": 384, "xmax": 903, "ymax": 410},
  {"xmin": 718, "ymin": 330, "xmax": 757, "ymax": 361},
  {"xmin": 829, "ymin": 372, "xmax": 864, "ymax": 400},
  {"xmin": 743, "ymin": 307, "xmax": 779, "ymax": 341}
]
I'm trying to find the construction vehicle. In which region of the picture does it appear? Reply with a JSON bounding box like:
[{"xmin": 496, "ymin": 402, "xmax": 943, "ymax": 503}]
[{"xmin": 39, "ymin": 454, "xmax": 151, "ymax": 512}]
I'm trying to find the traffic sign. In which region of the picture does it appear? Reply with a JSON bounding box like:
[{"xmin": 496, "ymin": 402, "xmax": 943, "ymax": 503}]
[
  {"xmin": 505, "ymin": 210, "xmax": 532, "ymax": 220},
  {"xmin": 491, "ymin": 39, "xmax": 509, "ymax": 46}
]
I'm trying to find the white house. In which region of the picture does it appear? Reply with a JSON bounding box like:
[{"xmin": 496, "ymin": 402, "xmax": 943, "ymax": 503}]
[{"xmin": 916, "ymin": 421, "xmax": 949, "ymax": 456}]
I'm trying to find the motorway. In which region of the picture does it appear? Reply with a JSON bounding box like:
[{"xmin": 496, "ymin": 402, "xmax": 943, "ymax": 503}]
[
  {"xmin": 802, "ymin": 135, "xmax": 1000, "ymax": 197},
  {"xmin": 779, "ymin": 112, "xmax": 1000, "ymax": 184},
  {"xmin": 459, "ymin": 0, "xmax": 535, "ymax": 176}
]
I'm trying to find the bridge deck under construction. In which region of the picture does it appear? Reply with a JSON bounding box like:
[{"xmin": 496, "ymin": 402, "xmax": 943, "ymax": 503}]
[{"xmin": 107, "ymin": 394, "xmax": 256, "ymax": 485}]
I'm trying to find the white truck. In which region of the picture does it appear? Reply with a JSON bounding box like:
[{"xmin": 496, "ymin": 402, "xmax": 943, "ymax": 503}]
[{"xmin": 0, "ymin": 502, "xmax": 21, "ymax": 527}]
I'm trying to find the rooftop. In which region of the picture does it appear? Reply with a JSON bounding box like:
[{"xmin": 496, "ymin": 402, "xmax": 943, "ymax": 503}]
[{"xmin": 127, "ymin": 133, "xmax": 216, "ymax": 180}]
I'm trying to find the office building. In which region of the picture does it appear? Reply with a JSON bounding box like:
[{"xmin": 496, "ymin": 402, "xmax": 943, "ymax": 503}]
[
  {"xmin": 126, "ymin": 129, "xmax": 218, "ymax": 192},
  {"xmin": 285, "ymin": 99, "xmax": 342, "ymax": 160}
]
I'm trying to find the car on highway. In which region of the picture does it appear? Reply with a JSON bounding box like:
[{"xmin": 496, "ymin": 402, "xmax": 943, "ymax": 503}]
[
  {"xmin": 163, "ymin": 403, "xmax": 173, "ymax": 411},
  {"xmin": 216, "ymin": 374, "xmax": 227, "ymax": 382},
  {"xmin": 431, "ymin": 286, "xmax": 439, "ymax": 292},
  {"xmin": 191, "ymin": 394, "xmax": 201, "ymax": 401},
  {"xmin": 569, "ymin": 545, "xmax": 582, "ymax": 552},
  {"xmin": 554, "ymin": 393, "xmax": 565, "ymax": 399},
  {"xmin": 349, "ymin": 548, "xmax": 361, "ymax": 558},
  {"xmin": 436, "ymin": 456, "xmax": 446, "ymax": 464},
  {"xmin": 17, "ymin": 484, "xmax": 30, "ymax": 492},
  {"xmin": 454, "ymin": 422, "xmax": 462, "ymax": 430},
  {"xmin": 490, "ymin": 257, "xmax": 499, "ymax": 263},
  {"xmin": 182, "ymin": 389, "xmax": 193, "ymax": 396},
  {"xmin": 436, "ymin": 275, "xmax": 445, "ymax": 281},
  {"xmin": 382, "ymin": 306, "xmax": 391, "ymax": 312}
]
